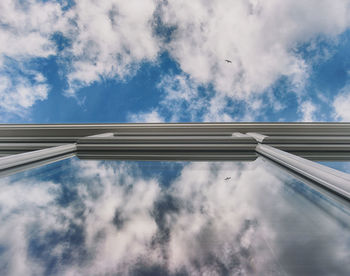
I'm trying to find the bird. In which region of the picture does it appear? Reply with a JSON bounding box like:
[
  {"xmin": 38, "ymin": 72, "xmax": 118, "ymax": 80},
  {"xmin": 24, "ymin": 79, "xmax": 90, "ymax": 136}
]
[
  {"xmin": 225, "ymin": 59, "xmax": 232, "ymax": 63},
  {"xmin": 224, "ymin": 177, "xmax": 231, "ymax": 180}
]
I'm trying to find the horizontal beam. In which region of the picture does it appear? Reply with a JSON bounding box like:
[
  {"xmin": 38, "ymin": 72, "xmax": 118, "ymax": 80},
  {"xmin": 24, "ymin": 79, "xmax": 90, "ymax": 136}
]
[
  {"xmin": 2, "ymin": 135, "xmax": 350, "ymax": 144},
  {"xmin": 0, "ymin": 138, "xmax": 349, "ymax": 161},
  {"xmin": 0, "ymin": 137, "xmax": 78, "ymax": 142},
  {"xmin": 0, "ymin": 143, "xmax": 67, "ymax": 151},
  {"xmin": 77, "ymin": 143, "xmax": 257, "ymax": 151},
  {"xmin": 78, "ymin": 136, "xmax": 256, "ymax": 144},
  {"xmin": 77, "ymin": 152, "xmax": 257, "ymax": 161},
  {"xmin": 1, "ymin": 123, "xmax": 350, "ymax": 137}
]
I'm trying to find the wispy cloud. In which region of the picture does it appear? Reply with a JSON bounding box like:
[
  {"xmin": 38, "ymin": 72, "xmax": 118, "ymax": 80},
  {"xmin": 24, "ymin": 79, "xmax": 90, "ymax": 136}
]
[
  {"xmin": 299, "ymin": 100, "xmax": 317, "ymax": 122},
  {"xmin": 0, "ymin": 63, "xmax": 48, "ymax": 117},
  {"xmin": 160, "ymin": 0, "xmax": 349, "ymax": 98},
  {"xmin": 62, "ymin": 0, "xmax": 160, "ymax": 95},
  {"xmin": 129, "ymin": 0, "xmax": 350, "ymax": 122},
  {"xmin": 128, "ymin": 109, "xmax": 164, "ymax": 123},
  {"xmin": 0, "ymin": 0, "xmax": 64, "ymax": 117},
  {"xmin": 333, "ymin": 84, "xmax": 350, "ymax": 121}
]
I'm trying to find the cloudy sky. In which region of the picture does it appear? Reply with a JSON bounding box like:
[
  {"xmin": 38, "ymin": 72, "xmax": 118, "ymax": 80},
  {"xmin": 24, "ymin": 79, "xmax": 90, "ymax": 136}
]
[{"xmin": 1, "ymin": 0, "xmax": 350, "ymax": 123}]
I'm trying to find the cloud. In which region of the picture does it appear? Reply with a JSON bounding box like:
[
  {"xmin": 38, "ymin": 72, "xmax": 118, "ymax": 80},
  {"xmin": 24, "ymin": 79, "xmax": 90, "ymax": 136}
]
[
  {"xmin": 130, "ymin": 0, "xmax": 350, "ymax": 122},
  {"xmin": 0, "ymin": 0, "xmax": 64, "ymax": 117},
  {"xmin": 0, "ymin": 0, "xmax": 161, "ymax": 115},
  {"xmin": 150, "ymin": 0, "xmax": 350, "ymax": 122},
  {"xmin": 299, "ymin": 100, "xmax": 317, "ymax": 122},
  {"xmin": 128, "ymin": 109, "xmax": 164, "ymax": 123},
  {"xmin": 1, "ymin": 0, "xmax": 350, "ymax": 120},
  {"xmin": 130, "ymin": 73, "xmax": 277, "ymax": 122},
  {"xmin": 0, "ymin": 0, "xmax": 63, "ymax": 64},
  {"xmin": 62, "ymin": 0, "xmax": 160, "ymax": 94},
  {"xmin": 156, "ymin": 73, "xmax": 209, "ymax": 121},
  {"xmin": 57, "ymin": 0, "xmax": 348, "ymax": 104},
  {"xmin": 160, "ymin": 0, "xmax": 350, "ymax": 98},
  {"xmin": 130, "ymin": 73, "xmax": 240, "ymax": 122},
  {"xmin": 0, "ymin": 65, "xmax": 48, "ymax": 116},
  {"xmin": 333, "ymin": 87, "xmax": 350, "ymax": 121}
]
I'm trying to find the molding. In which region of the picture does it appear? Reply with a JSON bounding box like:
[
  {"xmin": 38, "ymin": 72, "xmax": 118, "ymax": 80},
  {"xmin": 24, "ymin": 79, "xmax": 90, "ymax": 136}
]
[
  {"xmin": 78, "ymin": 135, "xmax": 256, "ymax": 144},
  {"xmin": 77, "ymin": 152, "xmax": 257, "ymax": 161},
  {"xmin": 0, "ymin": 125, "xmax": 349, "ymax": 202},
  {"xmin": 1, "ymin": 123, "xmax": 350, "ymax": 137},
  {"xmin": 77, "ymin": 143, "xmax": 256, "ymax": 150},
  {"xmin": 0, "ymin": 143, "xmax": 67, "ymax": 151}
]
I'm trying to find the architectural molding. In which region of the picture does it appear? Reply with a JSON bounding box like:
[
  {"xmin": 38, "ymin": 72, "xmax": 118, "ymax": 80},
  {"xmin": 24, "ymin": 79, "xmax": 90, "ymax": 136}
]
[{"xmin": 0, "ymin": 123, "xmax": 349, "ymax": 201}]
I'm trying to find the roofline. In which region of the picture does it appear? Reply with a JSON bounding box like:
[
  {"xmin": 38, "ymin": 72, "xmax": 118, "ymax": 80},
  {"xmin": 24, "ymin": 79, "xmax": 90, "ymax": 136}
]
[{"xmin": 0, "ymin": 122, "xmax": 350, "ymax": 137}]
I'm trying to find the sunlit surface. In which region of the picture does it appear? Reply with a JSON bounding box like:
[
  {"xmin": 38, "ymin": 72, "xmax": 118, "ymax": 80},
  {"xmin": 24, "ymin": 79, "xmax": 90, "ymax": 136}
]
[{"xmin": 1, "ymin": 157, "xmax": 350, "ymax": 276}]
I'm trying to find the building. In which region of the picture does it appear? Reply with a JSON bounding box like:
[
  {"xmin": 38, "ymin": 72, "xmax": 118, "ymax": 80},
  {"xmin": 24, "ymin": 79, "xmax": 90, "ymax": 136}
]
[{"xmin": 0, "ymin": 122, "xmax": 350, "ymax": 274}]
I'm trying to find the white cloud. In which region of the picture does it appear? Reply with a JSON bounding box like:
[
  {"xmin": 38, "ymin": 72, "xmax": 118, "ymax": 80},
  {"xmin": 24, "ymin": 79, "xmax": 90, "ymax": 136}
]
[
  {"xmin": 0, "ymin": 0, "xmax": 65, "ymax": 116},
  {"xmin": 128, "ymin": 109, "xmax": 164, "ymax": 123},
  {"xmin": 0, "ymin": 68, "xmax": 48, "ymax": 116},
  {"xmin": 129, "ymin": 0, "xmax": 350, "ymax": 122},
  {"xmin": 157, "ymin": 74, "xmax": 208, "ymax": 121},
  {"xmin": 62, "ymin": 0, "xmax": 160, "ymax": 94},
  {"xmin": 1, "ymin": 0, "xmax": 350, "ymax": 119},
  {"xmin": 299, "ymin": 100, "xmax": 317, "ymax": 122},
  {"xmin": 0, "ymin": 0, "xmax": 63, "ymax": 64},
  {"xmin": 130, "ymin": 73, "xmax": 270, "ymax": 122},
  {"xmin": 0, "ymin": 0, "xmax": 162, "ymax": 115},
  {"xmin": 333, "ymin": 88, "xmax": 350, "ymax": 121},
  {"xmin": 161, "ymin": 0, "xmax": 350, "ymax": 99}
]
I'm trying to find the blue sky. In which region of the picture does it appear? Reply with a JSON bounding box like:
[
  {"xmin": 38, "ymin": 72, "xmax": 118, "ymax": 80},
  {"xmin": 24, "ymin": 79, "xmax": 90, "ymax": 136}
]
[
  {"xmin": 2, "ymin": 2, "xmax": 350, "ymax": 274},
  {"xmin": 1, "ymin": 0, "xmax": 350, "ymax": 123}
]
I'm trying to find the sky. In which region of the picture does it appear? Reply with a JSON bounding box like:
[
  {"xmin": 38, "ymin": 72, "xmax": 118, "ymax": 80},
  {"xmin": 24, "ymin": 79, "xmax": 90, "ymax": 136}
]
[
  {"xmin": 1, "ymin": 0, "xmax": 350, "ymax": 123},
  {"xmin": 2, "ymin": 2, "xmax": 350, "ymax": 275}
]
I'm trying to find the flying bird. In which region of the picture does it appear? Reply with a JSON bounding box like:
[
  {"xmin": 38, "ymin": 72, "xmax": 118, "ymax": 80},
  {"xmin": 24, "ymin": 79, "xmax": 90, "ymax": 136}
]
[
  {"xmin": 225, "ymin": 59, "xmax": 232, "ymax": 63},
  {"xmin": 224, "ymin": 177, "xmax": 231, "ymax": 180}
]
